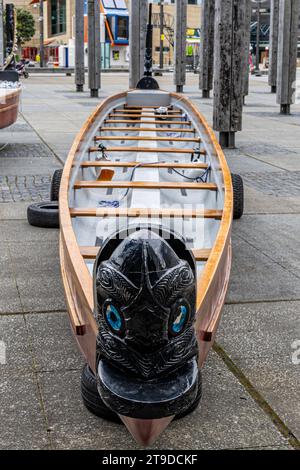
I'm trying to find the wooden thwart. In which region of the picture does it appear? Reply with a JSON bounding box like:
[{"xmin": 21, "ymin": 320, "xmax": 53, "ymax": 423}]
[
  {"xmin": 80, "ymin": 161, "xmax": 209, "ymax": 169},
  {"xmin": 104, "ymin": 119, "xmax": 191, "ymax": 125},
  {"xmin": 100, "ymin": 127, "xmax": 195, "ymax": 133},
  {"xmin": 114, "ymin": 109, "xmax": 181, "ymax": 114},
  {"xmin": 95, "ymin": 136, "xmax": 200, "ymax": 143},
  {"xmin": 89, "ymin": 146, "xmax": 206, "ymax": 155},
  {"xmin": 70, "ymin": 208, "xmax": 223, "ymax": 219},
  {"xmin": 74, "ymin": 180, "xmax": 217, "ymax": 190},
  {"xmin": 110, "ymin": 113, "xmax": 184, "ymax": 119},
  {"xmin": 80, "ymin": 246, "xmax": 212, "ymax": 262}
]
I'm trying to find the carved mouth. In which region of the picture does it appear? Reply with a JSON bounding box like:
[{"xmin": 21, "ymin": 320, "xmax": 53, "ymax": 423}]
[{"xmin": 97, "ymin": 357, "xmax": 199, "ymax": 420}]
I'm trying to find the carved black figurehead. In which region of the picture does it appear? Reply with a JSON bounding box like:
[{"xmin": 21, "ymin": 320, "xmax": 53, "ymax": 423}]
[{"xmin": 93, "ymin": 227, "xmax": 200, "ymax": 421}]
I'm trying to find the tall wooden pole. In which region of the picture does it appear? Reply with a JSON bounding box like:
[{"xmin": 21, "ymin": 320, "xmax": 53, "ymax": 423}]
[
  {"xmin": 255, "ymin": 2, "xmax": 261, "ymax": 71},
  {"xmin": 213, "ymin": 0, "xmax": 247, "ymax": 148},
  {"xmin": 199, "ymin": 0, "xmax": 215, "ymax": 98},
  {"xmin": 277, "ymin": 0, "xmax": 300, "ymax": 114},
  {"xmin": 75, "ymin": 0, "xmax": 85, "ymax": 92},
  {"xmin": 268, "ymin": 0, "xmax": 279, "ymax": 93},
  {"xmin": 0, "ymin": 0, "xmax": 4, "ymax": 68},
  {"xmin": 88, "ymin": 0, "xmax": 101, "ymax": 98},
  {"xmin": 174, "ymin": 0, "xmax": 187, "ymax": 93},
  {"xmin": 243, "ymin": 0, "xmax": 252, "ymax": 101},
  {"xmin": 129, "ymin": 0, "xmax": 148, "ymax": 88},
  {"xmin": 39, "ymin": 0, "xmax": 44, "ymax": 68}
]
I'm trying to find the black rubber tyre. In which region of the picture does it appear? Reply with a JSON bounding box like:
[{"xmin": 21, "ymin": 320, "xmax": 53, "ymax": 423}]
[
  {"xmin": 81, "ymin": 364, "xmax": 202, "ymax": 423},
  {"xmin": 231, "ymin": 173, "xmax": 244, "ymax": 220},
  {"xmin": 50, "ymin": 169, "xmax": 63, "ymax": 201},
  {"xmin": 27, "ymin": 202, "xmax": 59, "ymax": 229},
  {"xmin": 81, "ymin": 364, "xmax": 122, "ymax": 423}
]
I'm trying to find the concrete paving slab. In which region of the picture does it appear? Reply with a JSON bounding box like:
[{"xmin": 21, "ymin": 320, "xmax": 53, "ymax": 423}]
[
  {"xmin": 0, "ymin": 372, "xmax": 49, "ymax": 449},
  {"xmin": 227, "ymin": 232, "xmax": 300, "ymax": 303},
  {"xmin": 0, "ymin": 221, "xmax": 59, "ymax": 243},
  {"xmin": 0, "ymin": 277, "xmax": 23, "ymax": 314},
  {"xmin": 218, "ymin": 301, "xmax": 300, "ymax": 441},
  {"xmin": 234, "ymin": 215, "xmax": 300, "ymax": 279},
  {"xmin": 26, "ymin": 312, "xmax": 84, "ymax": 372},
  {"xmin": 16, "ymin": 272, "xmax": 65, "ymax": 313},
  {"xmin": 243, "ymin": 185, "xmax": 300, "ymax": 215},
  {"xmin": 0, "ymin": 203, "xmax": 33, "ymax": 220},
  {"xmin": 39, "ymin": 352, "xmax": 289, "ymax": 450},
  {"xmin": 0, "ymin": 315, "xmax": 32, "ymax": 373}
]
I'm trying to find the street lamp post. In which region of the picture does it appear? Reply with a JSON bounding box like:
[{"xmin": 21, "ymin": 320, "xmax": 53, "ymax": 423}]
[
  {"xmin": 39, "ymin": 0, "xmax": 44, "ymax": 68},
  {"xmin": 159, "ymin": 1, "xmax": 164, "ymax": 70}
]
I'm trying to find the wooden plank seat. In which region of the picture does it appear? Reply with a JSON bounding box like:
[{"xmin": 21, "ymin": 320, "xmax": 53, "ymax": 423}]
[
  {"xmin": 88, "ymin": 146, "xmax": 206, "ymax": 155},
  {"xmin": 104, "ymin": 120, "xmax": 192, "ymax": 125},
  {"xmin": 80, "ymin": 246, "xmax": 212, "ymax": 262},
  {"xmin": 110, "ymin": 113, "xmax": 185, "ymax": 119},
  {"xmin": 94, "ymin": 136, "xmax": 201, "ymax": 143},
  {"xmin": 80, "ymin": 161, "xmax": 209, "ymax": 169},
  {"xmin": 100, "ymin": 127, "xmax": 195, "ymax": 133},
  {"xmin": 74, "ymin": 181, "xmax": 218, "ymax": 190},
  {"xmin": 114, "ymin": 109, "xmax": 181, "ymax": 114},
  {"xmin": 70, "ymin": 208, "xmax": 222, "ymax": 219}
]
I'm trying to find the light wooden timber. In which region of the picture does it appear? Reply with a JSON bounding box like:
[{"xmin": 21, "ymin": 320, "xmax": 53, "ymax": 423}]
[
  {"xmin": 70, "ymin": 208, "xmax": 223, "ymax": 219},
  {"xmin": 110, "ymin": 113, "xmax": 184, "ymax": 119},
  {"xmin": 89, "ymin": 146, "xmax": 206, "ymax": 155},
  {"xmin": 100, "ymin": 127, "xmax": 195, "ymax": 133},
  {"xmin": 59, "ymin": 90, "xmax": 233, "ymax": 376},
  {"xmin": 104, "ymin": 119, "xmax": 191, "ymax": 125},
  {"xmin": 74, "ymin": 180, "xmax": 218, "ymax": 191},
  {"xmin": 80, "ymin": 246, "xmax": 212, "ymax": 262},
  {"xmin": 95, "ymin": 136, "xmax": 200, "ymax": 143},
  {"xmin": 114, "ymin": 108, "xmax": 181, "ymax": 114},
  {"xmin": 80, "ymin": 161, "xmax": 209, "ymax": 169}
]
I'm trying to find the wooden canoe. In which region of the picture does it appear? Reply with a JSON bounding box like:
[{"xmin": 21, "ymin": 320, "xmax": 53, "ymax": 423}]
[
  {"xmin": 59, "ymin": 89, "xmax": 233, "ymax": 442},
  {"xmin": 0, "ymin": 88, "xmax": 21, "ymax": 129},
  {"xmin": 60, "ymin": 89, "xmax": 233, "ymax": 371}
]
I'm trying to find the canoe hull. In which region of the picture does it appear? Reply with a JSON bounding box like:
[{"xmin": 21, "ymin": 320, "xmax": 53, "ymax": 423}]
[
  {"xmin": 59, "ymin": 90, "xmax": 233, "ymax": 374},
  {"xmin": 0, "ymin": 89, "xmax": 21, "ymax": 129}
]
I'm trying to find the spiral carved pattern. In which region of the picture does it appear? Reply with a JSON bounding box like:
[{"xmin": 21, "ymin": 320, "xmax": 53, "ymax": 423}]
[{"xmin": 153, "ymin": 262, "xmax": 194, "ymax": 307}]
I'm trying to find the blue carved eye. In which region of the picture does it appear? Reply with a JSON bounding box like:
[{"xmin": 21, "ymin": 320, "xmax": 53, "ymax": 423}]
[
  {"xmin": 104, "ymin": 303, "xmax": 125, "ymax": 335},
  {"xmin": 169, "ymin": 301, "xmax": 190, "ymax": 337}
]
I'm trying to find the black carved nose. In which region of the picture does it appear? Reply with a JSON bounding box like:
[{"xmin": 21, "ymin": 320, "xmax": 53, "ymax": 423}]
[{"xmin": 125, "ymin": 306, "xmax": 169, "ymax": 352}]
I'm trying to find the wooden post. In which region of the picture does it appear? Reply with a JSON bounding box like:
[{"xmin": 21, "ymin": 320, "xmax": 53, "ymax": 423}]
[
  {"xmin": 213, "ymin": 0, "xmax": 247, "ymax": 148},
  {"xmin": 199, "ymin": 0, "xmax": 215, "ymax": 99},
  {"xmin": 0, "ymin": 0, "xmax": 4, "ymax": 68},
  {"xmin": 243, "ymin": 0, "xmax": 252, "ymax": 101},
  {"xmin": 174, "ymin": 0, "xmax": 187, "ymax": 93},
  {"xmin": 129, "ymin": 0, "xmax": 148, "ymax": 89},
  {"xmin": 75, "ymin": 0, "xmax": 85, "ymax": 92},
  {"xmin": 88, "ymin": 0, "xmax": 101, "ymax": 98},
  {"xmin": 277, "ymin": 0, "xmax": 300, "ymax": 114},
  {"xmin": 269, "ymin": 0, "xmax": 279, "ymax": 93}
]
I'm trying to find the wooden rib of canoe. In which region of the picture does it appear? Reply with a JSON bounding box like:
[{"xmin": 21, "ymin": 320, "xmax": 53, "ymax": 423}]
[
  {"xmin": 0, "ymin": 88, "xmax": 21, "ymax": 129},
  {"xmin": 59, "ymin": 90, "xmax": 233, "ymax": 373}
]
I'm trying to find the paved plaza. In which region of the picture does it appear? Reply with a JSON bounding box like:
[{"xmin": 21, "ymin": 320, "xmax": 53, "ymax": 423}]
[{"xmin": 0, "ymin": 72, "xmax": 299, "ymax": 450}]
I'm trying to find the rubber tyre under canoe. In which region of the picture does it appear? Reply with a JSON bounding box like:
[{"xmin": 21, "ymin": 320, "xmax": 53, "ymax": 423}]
[
  {"xmin": 81, "ymin": 364, "xmax": 202, "ymax": 423},
  {"xmin": 231, "ymin": 173, "xmax": 244, "ymax": 220},
  {"xmin": 27, "ymin": 202, "xmax": 59, "ymax": 229},
  {"xmin": 50, "ymin": 169, "xmax": 63, "ymax": 201}
]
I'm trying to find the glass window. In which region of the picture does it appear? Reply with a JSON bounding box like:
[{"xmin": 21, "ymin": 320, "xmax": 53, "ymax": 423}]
[
  {"xmin": 103, "ymin": 0, "xmax": 116, "ymax": 8},
  {"xmin": 117, "ymin": 16, "xmax": 128, "ymax": 40},
  {"xmin": 114, "ymin": 0, "xmax": 127, "ymax": 9},
  {"xmin": 51, "ymin": 0, "xmax": 66, "ymax": 36}
]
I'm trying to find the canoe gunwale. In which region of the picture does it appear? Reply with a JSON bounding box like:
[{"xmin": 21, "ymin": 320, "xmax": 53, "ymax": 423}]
[{"xmin": 59, "ymin": 90, "xmax": 233, "ymax": 372}]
